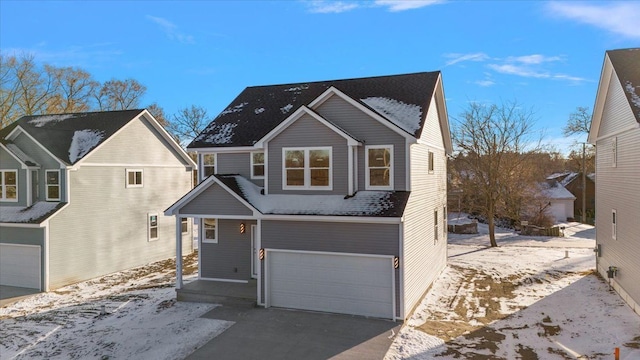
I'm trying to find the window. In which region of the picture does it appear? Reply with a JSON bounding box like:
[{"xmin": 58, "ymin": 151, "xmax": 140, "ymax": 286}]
[
  {"xmin": 149, "ymin": 213, "xmax": 158, "ymax": 241},
  {"xmin": 202, "ymin": 154, "xmax": 216, "ymax": 178},
  {"xmin": 126, "ymin": 169, "xmax": 143, "ymax": 188},
  {"xmin": 203, "ymin": 218, "xmax": 217, "ymax": 243},
  {"xmin": 444, "ymin": 205, "xmax": 447, "ymax": 235},
  {"xmin": 283, "ymin": 147, "xmax": 331, "ymax": 190},
  {"xmin": 46, "ymin": 170, "xmax": 60, "ymax": 201},
  {"xmin": 0, "ymin": 170, "xmax": 17, "ymax": 201},
  {"xmin": 181, "ymin": 217, "xmax": 189, "ymax": 234},
  {"xmin": 251, "ymin": 152, "xmax": 265, "ymax": 179},
  {"xmin": 428, "ymin": 151, "xmax": 435, "ymax": 173},
  {"xmin": 434, "ymin": 209, "xmax": 439, "ymax": 242},
  {"xmin": 612, "ymin": 209, "xmax": 617, "ymax": 240},
  {"xmin": 612, "ymin": 137, "xmax": 617, "ymax": 168},
  {"xmin": 365, "ymin": 145, "xmax": 393, "ymax": 190}
]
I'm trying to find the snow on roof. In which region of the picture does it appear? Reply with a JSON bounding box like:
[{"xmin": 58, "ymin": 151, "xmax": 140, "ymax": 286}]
[
  {"xmin": 220, "ymin": 102, "xmax": 248, "ymax": 116},
  {"xmin": 195, "ymin": 122, "xmax": 238, "ymax": 145},
  {"xmin": 540, "ymin": 181, "xmax": 575, "ymax": 200},
  {"xmin": 624, "ymin": 81, "xmax": 640, "ymax": 109},
  {"xmin": 231, "ymin": 175, "xmax": 399, "ymax": 216},
  {"xmin": 68, "ymin": 129, "xmax": 105, "ymax": 164},
  {"xmin": 27, "ymin": 114, "xmax": 74, "ymax": 127},
  {"xmin": 361, "ymin": 97, "xmax": 422, "ymax": 134},
  {"xmin": 254, "ymin": 108, "xmax": 265, "ymax": 114},
  {"xmin": 280, "ymin": 104, "xmax": 293, "ymax": 114},
  {"xmin": 560, "ymin": 172, "xmax": 579, "ymax": 186},
  {"xmin": 546, "ymin": 172, "xmax": 571, "ymax": 180},
  {"xmin": 0, "ymin": 202, "xmax": 64, "ymax": 223}
]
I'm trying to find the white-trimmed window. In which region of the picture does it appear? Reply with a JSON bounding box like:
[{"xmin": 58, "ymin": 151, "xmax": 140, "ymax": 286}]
[
  {"xmin": 46, "ymin": 170, "xmax": 60, "ymax": 201},
  {"xmin": 203, "ymin": 218, "xmax": 218, "ymax": 243},
  {"xmin": 283, "ymin": 147, "xmax": 332, "ymax": 190},
  {"xmin": 365, "ymin": 145, "xmax": 393, "ymax": 190},
  {"xmin": 612, "ymin": 137, "xmax": 617, "ymax": 168},
  {"xmin": 202, "ymin": 154, "xmax": 216, "ymax": 178},
  {"xmin": 434, "ymin": 209, "xmax": 439, "ymax": 242},
  {"xmin": 428, "ymin": 151, "xmax": 435, "ymax": 173},
  {"xmin": 181, "ymin": 217, "xmax": 189, "ymax": 234},
  {"xmin": 612, "ymin": 209, "xmax": 617, "ymax": 240},
  {"xmin": 126, "ymin": 169, "xmax": 143, "ymax": 188},
  {"xmin": 251, "ymin": 152, "xmax": 265, "ymax": 179},
  {"xmin": 149, "ymin": 213, "xmax": 158, "ymax": 241},
  {"xmin": 0, "ymin": 170, "xmax": 18, "ymax": 201}
]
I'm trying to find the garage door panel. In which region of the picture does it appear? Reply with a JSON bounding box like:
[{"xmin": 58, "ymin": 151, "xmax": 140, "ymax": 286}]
[
  {"xmin": 0, "ymin": 244, "xmax": 41, "ymax": 289},
  {"xmin": 267, "ymin": 251, "xmax": 394, "ymax": 319}
]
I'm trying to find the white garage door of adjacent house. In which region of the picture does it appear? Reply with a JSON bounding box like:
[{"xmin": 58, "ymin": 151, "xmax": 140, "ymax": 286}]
[
  {"xmin": 266, "ymin": 250, "xmax": 394, "ymax": 319},
  {"xmin": 0, "ymin": 244, "xmax": 41, "ymax": 289}
]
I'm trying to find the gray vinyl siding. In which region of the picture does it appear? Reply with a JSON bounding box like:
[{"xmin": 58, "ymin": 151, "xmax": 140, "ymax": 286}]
[
  {"xmin": 597, "ymin": 74, "xmax": 639, "ymax": 138},
  {"xmin": 261, "ymin": 220, "xmax": 401, "ymax": 316},
  {"xmin": 314, "ymin": 95, "xmax": 407, "ymax": 190},
  {"xmin": 180, "ymin": 183, "xmax": 253, "ymax": 216},
  {"xmin": 0, "ymin": 147, "xmax": 27, "ymax": 206},
  {"xmin": 216, "ymin": 152, "xmax": 264, "ymax": 187},
  {"xmin": 402, "ymin": 141, "xmax": 448, "ymax": 317},
  {"xmin": 267, "ymin": 113, "xmax": 349, "ymax": 195},
  {"xmin": 595, "ymin": 115, "xmax": 640, "ymax": 309},
  {"xmin": 0, "ymin": 226, "xmax": 46, "ymax": 290},
  {"xmin": 83, "ymin": 115, "xmax": 189, "ymax": 167},
  {"xmin": 200, "ymin": 219, "xmax": 255, "ymax": 281}
]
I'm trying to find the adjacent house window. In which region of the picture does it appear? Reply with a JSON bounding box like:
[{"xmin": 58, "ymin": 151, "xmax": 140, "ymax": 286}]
[
  {"xmin": 181, "ymin": 217, "xmax": 189, "ymax": 234},
  {"xmin": 202, "ymin": 154, "xmax": 216, "ymax": 178},
  {"xmin": 428, "ymin": 151, "xmax": 435, "ymax": 173},
  {"xmin": 434, "ymin": 209, "xmax": 439, "ymax": 242},
  {"xmin": 612, "ymin": 137, "xmax": 617, "ymax": 168},
  {"xmin": 203, "ymin": 218, "xmax": 217, "ymax": 243},
  {"xmin": 126, "ymin": 169, "xmax": 143, "ymax": 188},
  {"xmin": 0, "ymin": 170, "xmax": 17, "ymax": 201},
  {"xmin": 283, "ymin": 147, "xmax": 331, "ymax": 190},
  {"xmin": 365, "ymin": 145, "xmax": 393, "ymax": 190},
  {"xmin": 251, "ymin": 152, "xmax": 265, "ymax": 179},
  {"xmin": 149, "ymin": 213, "xmax": 158, "ymax": 241},
  {"xmin": 612, "ymin": 209, "xmax": 617, "ymax": 240},
  {"xmin": 444, "ymin": 205, "xmax": 447, "ymax": 234},
  {"xmin": 46, "ymin": 170, "xmax": 60, "ymax": 201}
]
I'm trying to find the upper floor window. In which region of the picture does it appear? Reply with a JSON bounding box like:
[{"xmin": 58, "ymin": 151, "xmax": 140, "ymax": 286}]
[
  {"xmin": 46, "ymin": 170, "xmax": 60, "ymax": 201},
  {"xmin": 251, "ymin": 152, "xmax": 265, "ymax": 179},
  {"xmin": 126, "ymin": 169, "xmax": 143, "ymax": 188},
  {"xmin": 283, "ymin": 147, "xmax": 332, "ymax": 190},
  {"xmin": 203, "ymin": 154, "xmax": 216, "ymax": 178},
  {"xmin": 0, "ymin": 170, "xmax": 17, "ymax": 201},
  {"xmin": 365, "ymin": 145, "xmax": 393, "ymax": 190},
  {"xmin": 428, "ymin": 151, "xmax": 435, "ymax": 173}
]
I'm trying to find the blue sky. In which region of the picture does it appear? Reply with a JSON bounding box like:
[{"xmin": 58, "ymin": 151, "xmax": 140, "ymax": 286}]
[{"xmin": 2, "ymin": 0, "xmax": 639, "ymax": 152}]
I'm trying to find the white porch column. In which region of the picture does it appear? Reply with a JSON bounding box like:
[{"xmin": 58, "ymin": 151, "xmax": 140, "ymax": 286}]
[{"xmin": 175, "ymin": 216, "xmax": 183, "ymax": 289}]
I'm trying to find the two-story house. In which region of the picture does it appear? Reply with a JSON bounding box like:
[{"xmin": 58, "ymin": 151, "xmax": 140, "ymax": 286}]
[
  {"xmin": 0, "ymin": 109, "xmax": 195, "ymax": 292},
  {"xmin": 588, "ymin": 48, "xmax": 640, "ymax": 315},
  {"xmin": 165, "ymin": 72, "xmax": 452, "ymax": 320}
]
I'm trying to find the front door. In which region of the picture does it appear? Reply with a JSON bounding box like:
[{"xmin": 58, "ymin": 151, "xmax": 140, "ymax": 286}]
[{"xmin": 251, "ymin": 225, "xmax": 258, "ymax": 278}]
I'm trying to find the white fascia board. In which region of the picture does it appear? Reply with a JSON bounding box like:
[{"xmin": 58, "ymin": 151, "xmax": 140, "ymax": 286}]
[
  {"xmin": 308, "ymin": 86, "xmax": 415, "ymax": 141},
  {"xmin": 190, "ymin": 146, "xmax": 261, "ymax": 154},
  {"xmin": 588, "ymin": 54, "xmax": 613, "ymax": 144},
  {"xmin": 0, "ymin": 222, "xmax": 44, "ymax": 228},
  {"xmin": 433, "ymin": 75, "xmax": 454, "ymax": 155},
  {"xmin": 255, "ymin": 105, "xmax": 361, "ymax": 147},
  {"xmin": 6, "ymin": 126, "xmax": 67, "ymax": 168},
  {"xmin": 258, "ymin": 214, "xmax": 401, "ymax": 224}
]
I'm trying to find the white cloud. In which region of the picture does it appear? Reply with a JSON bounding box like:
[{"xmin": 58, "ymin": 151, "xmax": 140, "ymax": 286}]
[
  {"xmin": 474, "ymin": 79, "xmax": 495, "ymax": 87},
  {"xmin": 444, "ymin": 52, "xmax": 490, "ymax": 66},
  {"xmin": 146, "ymin": 15, "xmax": 195, "ymax": 44},
  {"xmin": 374, "ymin": 0, "xmax": 443, "ymax": 12},
  {"xmin": 488, "ymin": 55, "xmax": 588, "ymax": 83},
  {"xmin": 306, "ymin": 0, "xmax": 359, "ymax": 13},
  {"xmin": 546, "ymin": 2, "xmax": 640, "ymax": 39},
  {"xmin": 305, "ymin": 0, "xmax": 443, "ymax": 13},
  {"xmin": 488, "ymin": 64, "xmax": 550, "ymax": 78},
  {"xmin": 506, "ymin": 54, "xmax": 563, "ymax": 65}
]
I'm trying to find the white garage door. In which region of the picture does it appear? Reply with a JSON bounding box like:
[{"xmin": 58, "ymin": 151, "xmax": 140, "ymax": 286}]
[
  {"xmin": 266, "ymin": 250, "xmax": 394, "ymax": 319},
  {"xmin": 0, "ymin": 244, "xmax": 41, "ymax": 289}
]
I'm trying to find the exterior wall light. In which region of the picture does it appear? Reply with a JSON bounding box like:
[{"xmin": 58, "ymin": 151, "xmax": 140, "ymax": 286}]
[{"xmin": 240, "ymin": 222, "xmax": 245, "ymax": 234}]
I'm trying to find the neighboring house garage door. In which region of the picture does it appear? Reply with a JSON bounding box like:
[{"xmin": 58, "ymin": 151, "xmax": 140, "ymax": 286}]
[
  {"xmin": 266, "ymin": 250, "xmax": 394, "ymax": 319},
  {"xmin": 0, "ymin": 244, "xmax": 41, "ymax": 290}
]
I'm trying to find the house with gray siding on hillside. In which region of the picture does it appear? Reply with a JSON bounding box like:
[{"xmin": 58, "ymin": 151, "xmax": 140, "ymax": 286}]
[
  {"xmin": 165, "ymin": 72, "xmax": 452, "ymax": 320},
  {"xmin": 588, "ymin": 48, "xmax": 640, "ymax": 315},
  {"xmin": 0, "ymin": 109, "xmax": 195, "ymax": 292}
]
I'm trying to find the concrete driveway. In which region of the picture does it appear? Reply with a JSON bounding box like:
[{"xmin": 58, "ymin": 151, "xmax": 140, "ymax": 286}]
[
  {"xmin": 0, "ymin": 285, "xmax": 40, "ymax": 307},
  {"xmin": 186, "ymin": 303, "xmax": 401, "ymax": 360}
]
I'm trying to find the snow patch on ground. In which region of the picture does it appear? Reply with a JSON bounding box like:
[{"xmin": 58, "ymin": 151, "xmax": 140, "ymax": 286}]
[
  {"xmin": 27, "ymin": 115, "xmax": 74, "ymax": 127},
  {"xmin": 361, "ymin": 97, "xmax": 422, "ymax": 134},
  {"xmin": 68, "ymin": 129, "xmax": 104, "ymax": 163}
]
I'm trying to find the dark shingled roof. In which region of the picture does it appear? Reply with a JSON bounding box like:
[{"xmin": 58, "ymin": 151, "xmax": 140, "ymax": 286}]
[
  {"xmin": 7, "ymin": 109, "xmax": 144, "ymax": 165},
  {"xmin": 188, "ymin": 71, "xmax": 440, "ymax": 148},
  {"xmin": 607, "ymin": 48, "xmax": 640, "ymax": 123}
]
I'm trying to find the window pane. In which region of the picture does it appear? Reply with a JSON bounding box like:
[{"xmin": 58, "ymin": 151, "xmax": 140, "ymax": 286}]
[
  {"xmin": 204, "ymin": 218, "xmax": 216, "ymax": 229},
  {"xmin": 48, "ymin": 186, "xmax": 59, "ymax": 199},
  {"xmin": 253, "ymin": 152, "xmax": 264, "ymax": 165},
  {"xmin": 203, "ymin": 154, "xmax": 215, "ymax": 166},
  {"xmin": 5, "ymin": 172, "xmax": 16, "ymax": 185},
  {"xmin": 253, "ymin": 165, "xmax": 264, "ymax": 177},
  {"xmin": 309, "ymin": 150, "xmax": 329, "ymax": 168},
  {"xmin": 310, "ymin": 169, "xmax": 329, "ymax": 186},
  {"xmin": 369, "ymin": 169, "xmax": 390, "ymax": 186},
  {"xmin": 6, "ymin": 186, "xmax": 16, "ymax": 199},
  {"xmin": 150, "ymin": 215, "xmax": 158, "ymax": 226},
  {"xmin": 205, "ymin": 229, "xmax": 216, "ymax": 240},
  {"xmin": 286, "ymin": 169, "xmax": 304, "ymax": 186},
  {"xmin": 285, "ymin": 150, "xmax": 304, "ymax": 168},
  {"xmin": 47, "ymin": 171, "xmax": 59, "ymax": 185},
  {"xmin": 135, "ymin": 172, "xmax": 142, "ymax": 184},
  {"xmin": 150, "ymin": 228, "xmax": 158, "ymax": 238},
  {"xmin": 181, "ymin": 218, "xmax": 188, "ymax": 233},
  {"xmin": 204, "ymin": 166, "xmax": 215, "ymax": 177},
  {"xmin": 368, "ymin": 148, "xmax": 390, "ymax": 167}
]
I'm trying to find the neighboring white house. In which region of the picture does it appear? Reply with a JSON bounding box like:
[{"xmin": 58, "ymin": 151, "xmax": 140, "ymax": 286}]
[
  {"xmin": 0, "ymin": 109, "xmax": 195, "ymax": 291},
  {"xmin": 540, "ymin": 180, "xmax": 575, "ymax": 223},
  {"xmin": 588, "ymin": 48, "xmax": 640, "ymax": 315}
]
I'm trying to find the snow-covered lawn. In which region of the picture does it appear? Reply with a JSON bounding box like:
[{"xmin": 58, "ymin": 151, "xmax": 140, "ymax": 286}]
[
  {"xmin": 0, "ymin": 253, "xmax": 230, "ymax": 359},
  {"xmin": 386, "ymin": 215, "xmax": 640, "ymax": 359}
]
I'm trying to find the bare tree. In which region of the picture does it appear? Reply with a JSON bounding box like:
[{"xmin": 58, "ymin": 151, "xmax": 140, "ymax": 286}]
[
  {"xmin": 94, "ymin": 78, "xmax": 146, "ymax": 111},
  {"xmin": 46, "ymin": 65, "xmax": 98, "ymax": 114},
  {"xmin": 562, "ymin": 106, "xmax": 591, "ymax": 136},
  {"xmin": 452, "ymin": 100, "xmax": 543, "ymax": 247},
  {"xmin": 167, "ymin": 105, "xmax": 212, "ymax": 147},
  {"xmin": 146, "ymin": 102, "xmax": 170, "ymax": 128}
]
